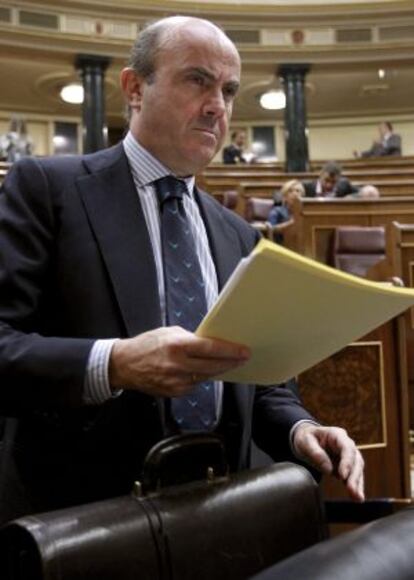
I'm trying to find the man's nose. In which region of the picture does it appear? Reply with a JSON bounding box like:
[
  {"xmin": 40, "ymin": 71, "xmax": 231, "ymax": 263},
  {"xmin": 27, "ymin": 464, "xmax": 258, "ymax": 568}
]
[{"xmin": 202, "ymin": 88, "xmax": 226, "ymax": 117}]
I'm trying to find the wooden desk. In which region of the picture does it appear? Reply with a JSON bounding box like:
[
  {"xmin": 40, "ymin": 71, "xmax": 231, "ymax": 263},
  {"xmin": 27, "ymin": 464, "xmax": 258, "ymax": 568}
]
[
  {"xmin": 334, "ymin": 156, "xmax": 414, "ymax": 171},
  {"xmin": 290, "ymin": 197, "xmax": 414, "ymax": 263},
  {"xmin": 207, "ymin": 156, "xmax": 414, "ymax": 172},
  {"xmin": 202, "ymin": 168, "xmax": 414, "ymax": 183},
  {"xmin": 299, "ymin": 313, "xmax": 411, "ymax": 500}
]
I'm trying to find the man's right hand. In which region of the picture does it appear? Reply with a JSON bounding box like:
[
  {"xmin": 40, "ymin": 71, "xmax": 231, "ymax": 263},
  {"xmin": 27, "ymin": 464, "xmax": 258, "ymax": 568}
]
[{"xmin": 108, "ymin": 326, "xmax": 250, "ymax": 397}]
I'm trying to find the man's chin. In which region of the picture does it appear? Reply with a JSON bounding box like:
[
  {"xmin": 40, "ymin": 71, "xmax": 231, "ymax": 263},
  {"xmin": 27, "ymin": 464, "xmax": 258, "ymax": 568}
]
[{"xmin": 186, "ymin": 145, "xmax": 218, "ymax": 172}]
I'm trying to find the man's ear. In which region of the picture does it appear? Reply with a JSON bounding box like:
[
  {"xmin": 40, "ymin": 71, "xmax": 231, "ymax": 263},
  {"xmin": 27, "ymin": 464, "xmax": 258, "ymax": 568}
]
[{"xmin": 120, "ymin": 67, "xmax": 144, "ymax": 112}]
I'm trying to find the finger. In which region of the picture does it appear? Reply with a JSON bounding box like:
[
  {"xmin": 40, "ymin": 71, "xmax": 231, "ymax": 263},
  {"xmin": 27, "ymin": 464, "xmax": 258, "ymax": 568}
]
[
  {"xmin": 346, "ymin": 473, "xmax": 365, "ymax": 502},
  {"xmin": 185, "ymin": 335, "xmax": 251, "ymax": 361},
  {"xmin": 329, "ymin": 430, "xmax": 361, "ymax": 483},
  {"xmin": 340, "ymin": 449, "xmax": 364, "ymax": 498},
  {"xmin": 309, "ymin": 446, "xmax": 334, "ymax": 474},
  {"xmin": 295, "ymin": 432, "xmax": 334, "ymax": 474},
  {"xmin": 336, "ymin": 443, "xmax": 356, "ymax": 481},
  {"xmin": 183, "ymin": 357, "xmax": 248, "ymax": 379},
  {"xmin": 350, "ymin": 472, "xmax": 365, "ymax": 503},
  {"xmin": 356, "ymin": 470, "xmax": 366, "ymax": 502},
  {"xmin": 187, "ymin": 372, "xmax": 209, "ymax": 385},
  {"xmin": 344, "ymin": 453, "xmax": 365, "ymax": 502},
  {"xmin": 316, "ymin": 427, "xmax": 353, "ymax": 480}
]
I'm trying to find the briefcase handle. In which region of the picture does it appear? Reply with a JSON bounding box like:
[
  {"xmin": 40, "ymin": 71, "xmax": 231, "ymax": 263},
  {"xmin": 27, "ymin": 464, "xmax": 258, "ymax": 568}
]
[{"xmin": 138, "ymin": 433, "xmax": 229, "ymax": 495}]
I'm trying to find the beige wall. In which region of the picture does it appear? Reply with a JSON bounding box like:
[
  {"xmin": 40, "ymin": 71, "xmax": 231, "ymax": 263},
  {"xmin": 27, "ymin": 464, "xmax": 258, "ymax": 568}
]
[
  {"xmin": 0, "ymin": 112, "xmax": 81, "ymax": 156},
  {"xmin": 217, "ymin": 113, "xmax": 414, "ymax": 163},
  {"xmin": 27, "ymin": 121, "xmax": 51, "ymax": 156},
  {"xmin": 308, "ymin": 116, "xmax": 414, "ymax": 160}
]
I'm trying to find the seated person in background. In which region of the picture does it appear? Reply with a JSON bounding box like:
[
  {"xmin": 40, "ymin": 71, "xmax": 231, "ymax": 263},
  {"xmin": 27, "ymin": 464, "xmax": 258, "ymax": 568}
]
[
  {"xmin": 222, "ymin": 129, "xmax": 247, "ymax": 164},
  {"xmin": 356, "ymin": 121, "xmax": 402, "ymax": 158},
  {"xmin": 303, "ymin": 161, "xmax": 359, "ymax": 198},
  {"xmin": 346, "ymin": 184, "xmax": 381, "ymax": 200},
  {"xmin": 268, "ymin": 179, "xmax": 304, "ymax": 244}
]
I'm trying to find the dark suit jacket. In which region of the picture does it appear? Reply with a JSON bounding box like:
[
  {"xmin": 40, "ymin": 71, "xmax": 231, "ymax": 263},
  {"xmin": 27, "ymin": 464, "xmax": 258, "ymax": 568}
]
[
  {"xmin": 0, "ymin": 143, "xmax": 314, "ymax": 522},
  {"xmin": 361, "ymin": 133, "xmax": 402, "ymax": 157},
  {"xmin": 303, "ymin": 177, "xmax": 358, "ymax": 198},
  {"xmin": 222, "ymin": 143, "xmax": 246, "ymax": 164}
]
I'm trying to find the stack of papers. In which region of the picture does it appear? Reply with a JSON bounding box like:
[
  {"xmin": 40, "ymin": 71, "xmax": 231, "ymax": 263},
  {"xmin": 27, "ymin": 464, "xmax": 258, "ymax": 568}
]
[{"xmin": 197, "ymin": 239, "xmax": 414, "ymax": 384}]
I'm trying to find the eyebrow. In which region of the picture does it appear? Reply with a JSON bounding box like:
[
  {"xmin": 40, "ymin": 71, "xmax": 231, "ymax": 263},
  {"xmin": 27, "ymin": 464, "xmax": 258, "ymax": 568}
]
[{"xmin": 186, "ymin": 66, "xmax": 240, "ymax": 92}]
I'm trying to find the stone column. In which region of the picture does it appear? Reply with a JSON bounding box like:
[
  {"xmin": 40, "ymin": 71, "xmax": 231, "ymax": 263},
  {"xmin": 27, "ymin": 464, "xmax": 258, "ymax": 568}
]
[
  {"xmin": 278, "ymin": 64, "xmax": 310, "ymax": 172},
  {"xmin": 75, "ymin": 54, "xmax": 110, "ymax": 153}
]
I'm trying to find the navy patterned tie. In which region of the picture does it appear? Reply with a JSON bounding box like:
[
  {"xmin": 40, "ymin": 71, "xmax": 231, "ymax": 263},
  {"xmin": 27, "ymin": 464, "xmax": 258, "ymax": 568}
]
[{"xmin": 155, "ymin": 175, "xmax": 216, "ymax": 431}]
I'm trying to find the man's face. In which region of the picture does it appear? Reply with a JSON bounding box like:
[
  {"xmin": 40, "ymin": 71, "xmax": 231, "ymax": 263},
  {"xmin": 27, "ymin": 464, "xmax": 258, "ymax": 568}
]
[
  {"xmin": 320, "ymin": 171, "xmax": 338, "ymax": 192},
  {"xmin": 379, "ymin": 123, "xmax": 389, "ymax": 138},
  {"xmin": 235, "ymin": 132, "xmax": 246, "ymax": 148},
  {"xmin": 130, "ymin": 24, "xmax": 241, "ymax": 176}
]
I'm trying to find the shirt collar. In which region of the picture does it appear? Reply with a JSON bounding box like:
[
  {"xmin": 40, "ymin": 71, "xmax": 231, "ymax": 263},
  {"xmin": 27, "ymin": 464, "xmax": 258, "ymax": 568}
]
[{"xmin": 123, "ymin": 131, "xmax": 195, "ymax": 196}]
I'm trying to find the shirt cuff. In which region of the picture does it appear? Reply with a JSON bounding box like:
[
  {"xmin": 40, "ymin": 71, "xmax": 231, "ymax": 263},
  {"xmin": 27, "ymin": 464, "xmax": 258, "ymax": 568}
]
[
  {"xmin": 289, "ymin": 419, "xmax": 320, "ymax": 461},
  {"xmin": 83, "ymin": 339, "xmax": 123, "ymax": 405}
]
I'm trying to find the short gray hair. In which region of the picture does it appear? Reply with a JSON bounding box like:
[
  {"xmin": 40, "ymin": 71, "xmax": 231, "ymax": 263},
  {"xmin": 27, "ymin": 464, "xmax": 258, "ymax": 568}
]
[
  {"xmin": 128, "ymin": 16, "xmax": 231, "ymax": 82},
  {"xmin": 128, "ymin": 20, "xmax": 166, "ymax": 83},
  {"xmin": 123, "ymin": 20, "xmax": 164, "ymax": 121}
]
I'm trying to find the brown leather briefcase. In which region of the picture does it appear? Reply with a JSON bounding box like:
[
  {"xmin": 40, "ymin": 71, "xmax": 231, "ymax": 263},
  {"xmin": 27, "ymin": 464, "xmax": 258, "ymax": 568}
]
[{"xmin": 0, "ymin": 434, "xmax": 326, "ymax": 580}]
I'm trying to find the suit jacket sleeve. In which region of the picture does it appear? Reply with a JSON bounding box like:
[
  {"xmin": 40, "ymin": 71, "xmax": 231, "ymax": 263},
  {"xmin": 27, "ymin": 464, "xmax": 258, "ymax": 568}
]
[
  {"xmin": 252, "ymin": 384, "xmax": 316, "ymax": 463},
  {"xmin": 0, "ymin": 157, "xmax": 94, "ymax": 413}
]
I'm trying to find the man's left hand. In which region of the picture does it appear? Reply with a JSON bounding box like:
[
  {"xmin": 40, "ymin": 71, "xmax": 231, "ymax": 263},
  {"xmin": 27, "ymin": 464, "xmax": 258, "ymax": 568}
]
[{"xmin": 292, "ymin": 423, "xmax": 365, "ymax": 502}]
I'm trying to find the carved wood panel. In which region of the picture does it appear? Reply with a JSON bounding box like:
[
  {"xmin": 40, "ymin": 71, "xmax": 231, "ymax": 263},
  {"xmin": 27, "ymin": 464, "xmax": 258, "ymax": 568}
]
[{"xmin": 299, "ymin": 342, "xmax": 385, "ymax": 448}]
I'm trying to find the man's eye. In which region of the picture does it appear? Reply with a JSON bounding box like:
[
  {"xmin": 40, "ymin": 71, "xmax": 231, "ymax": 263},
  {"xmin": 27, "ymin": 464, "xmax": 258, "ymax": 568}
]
[
  {"xmin": 190, "ymin": 75, "xmax": 205, "ymax": 86},
  {"xmin": 223, "ymin": 87, "xmax": 237, "ymax": 100}
]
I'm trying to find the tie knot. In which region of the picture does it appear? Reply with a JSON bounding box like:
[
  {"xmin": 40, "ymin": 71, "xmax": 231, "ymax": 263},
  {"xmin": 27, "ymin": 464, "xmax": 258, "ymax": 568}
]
[{"xmin": 154, "ymin": 175, "xmax": 188, "ymax": 206}]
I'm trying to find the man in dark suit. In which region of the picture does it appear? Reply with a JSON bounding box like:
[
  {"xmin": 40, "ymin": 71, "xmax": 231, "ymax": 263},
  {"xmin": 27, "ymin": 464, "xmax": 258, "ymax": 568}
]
[
  {"xmin": 0, "ymin": 16, "xmax": 364, "ymax": 523},
  {"xmin": 358, "ymin": 121, "xmax": 402, "ymax": 157},
  {"xmin": 222, "ymin": 129, "xmax": 247, "ymax": 164},
  {"xmin": 303, "ymin": 161, "xmax": 359, "ymax": 198}
]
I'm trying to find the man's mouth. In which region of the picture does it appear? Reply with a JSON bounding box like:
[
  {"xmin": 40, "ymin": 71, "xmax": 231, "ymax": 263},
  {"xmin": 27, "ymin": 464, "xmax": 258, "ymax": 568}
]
[{"xmin": 194, "ymin": 127, "xmax": 217, "ymax": 139}]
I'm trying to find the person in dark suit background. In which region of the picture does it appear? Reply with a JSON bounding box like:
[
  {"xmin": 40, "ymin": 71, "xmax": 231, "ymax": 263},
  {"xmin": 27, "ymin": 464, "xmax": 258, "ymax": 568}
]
[
  {"xmin": 356, "ymin": 121, "xmax": 402, "ymax": 158},
  {"xmin": 222, "ymin": 129, "xmax": 247, "ymax": 164},
  {"xmin": 303, "ymin": 161, "xmax": 359, "ymax": 198},
  {"xmin": 0, "ymin": 16, "xmax": 364, "ymax": 524}
]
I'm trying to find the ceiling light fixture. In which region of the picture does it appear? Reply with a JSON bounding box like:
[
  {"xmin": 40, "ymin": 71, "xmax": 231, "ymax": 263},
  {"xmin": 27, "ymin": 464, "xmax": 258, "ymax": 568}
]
[
  {"xmin": 259, "ymin": 89, "xmax": 286, "ymax": 110},
  {"xmin": 378, "ymin": 69, "xmax": 386, "ymax": 79},
  {"xmin": 60, "ymin": 83, "xmax": 84, "ymax": 104}
]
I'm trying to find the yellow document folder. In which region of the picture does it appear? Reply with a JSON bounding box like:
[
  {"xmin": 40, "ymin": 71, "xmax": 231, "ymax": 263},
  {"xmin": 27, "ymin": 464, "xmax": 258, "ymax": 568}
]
[{"xmin": 197, "ymin": 238, "xmax": 414, "ymax": 385}]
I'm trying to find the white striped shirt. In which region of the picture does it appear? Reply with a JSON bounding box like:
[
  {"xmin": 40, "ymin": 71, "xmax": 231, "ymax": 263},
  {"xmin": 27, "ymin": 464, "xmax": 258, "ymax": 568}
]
[{"xmin": 84, "ymin": 132, "xmax": 221, "ymax": 410}]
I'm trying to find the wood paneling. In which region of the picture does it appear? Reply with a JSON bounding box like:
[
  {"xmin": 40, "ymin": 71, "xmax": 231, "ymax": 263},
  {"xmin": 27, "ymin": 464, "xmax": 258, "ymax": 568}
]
[
  {"xmin": 389, "ymin": 222, "xmax": 414, "ymax": 432},
  {"xmin": 290, "ymin": 197, "xmax": 414, "ymax": 264},
  {"xmin": 299, "ymin": 315, "xmax": 411, "ymax": 500}
]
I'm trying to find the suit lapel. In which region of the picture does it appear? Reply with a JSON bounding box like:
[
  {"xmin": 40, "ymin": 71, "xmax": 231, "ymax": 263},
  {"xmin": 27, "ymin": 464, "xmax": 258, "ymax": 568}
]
[{"xmin": 77, "ymin": 145, "xmax": 162, "ymax": 337}]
